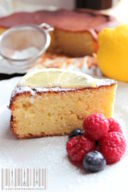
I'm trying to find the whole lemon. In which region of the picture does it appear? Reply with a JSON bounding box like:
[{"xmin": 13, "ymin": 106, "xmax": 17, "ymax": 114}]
[{"xmin": 97, "ymin": 25, "xmax": 128, "ymax": 82}]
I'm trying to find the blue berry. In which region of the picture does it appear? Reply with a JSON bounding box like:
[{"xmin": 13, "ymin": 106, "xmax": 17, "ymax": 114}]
[
  {"xmin": 69, "ymin": 128, "xmax": 83, "ymax": 139},
  {"xmin": 83, "ymin": 151, "xmax": 106, "ymax": 172}
]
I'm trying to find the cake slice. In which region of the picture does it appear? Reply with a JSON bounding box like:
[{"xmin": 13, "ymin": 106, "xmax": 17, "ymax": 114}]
[
  {"xmin": 0, "ymin": 9, "xmax": 118, "ymax": 56},
  {"xmin": 9, "ymin": 69, "xmax": 117, "ymax": 139}
]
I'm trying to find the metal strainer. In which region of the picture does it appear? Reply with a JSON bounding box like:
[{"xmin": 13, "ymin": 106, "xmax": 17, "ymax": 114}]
[{"xmin": 0, "ymin": 23, "xmax": 53, "ymax": 71}]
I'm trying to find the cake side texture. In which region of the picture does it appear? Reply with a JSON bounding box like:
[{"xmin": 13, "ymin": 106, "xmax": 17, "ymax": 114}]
[{"xmin": 10, "ymin": 83, "xmax": 117, "ymax": 139}]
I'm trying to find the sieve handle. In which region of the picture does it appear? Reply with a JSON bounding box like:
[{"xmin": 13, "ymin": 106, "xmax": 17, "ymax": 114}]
[{"xmin": 39, "ymin": 23, "xmax": 54, "ymax": 32}]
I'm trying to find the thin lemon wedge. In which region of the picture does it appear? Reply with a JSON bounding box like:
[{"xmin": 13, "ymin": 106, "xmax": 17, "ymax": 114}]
[{"xmin": 18, "ymin": 68, "xmax": 97, "ymax": 88}]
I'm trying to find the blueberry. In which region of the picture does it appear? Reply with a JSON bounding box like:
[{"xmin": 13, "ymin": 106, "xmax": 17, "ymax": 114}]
[
  {"xmin": 83, "ymin": 151, "xmax": 106, "ymax": 172},
  {"xmin": 69, "ymin": 128, "xmax": 83, "ymax": 139}
]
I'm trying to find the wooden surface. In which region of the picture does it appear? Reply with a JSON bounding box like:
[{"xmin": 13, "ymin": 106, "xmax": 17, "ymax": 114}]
[{"xmin": 76, "ymin": 0, "xmax": 112, "ymax": 9}]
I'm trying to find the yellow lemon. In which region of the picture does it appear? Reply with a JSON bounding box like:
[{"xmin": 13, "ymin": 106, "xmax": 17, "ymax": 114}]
[{"xmin": 97, "ymin": 25, "xmax": 128, "ymax": 82}]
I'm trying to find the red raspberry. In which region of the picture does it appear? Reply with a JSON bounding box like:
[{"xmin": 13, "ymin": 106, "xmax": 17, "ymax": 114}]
[
  {"xmin": 99, "ymin": 132, "xmax": 126, "ymax": 164},
  {"xmin": 66, "ymin": 136, "xmax": 95, "ymax": 162},
  {"xmin": 83, "ymin": 113, "xmax": 109, "ymax": 140},
  {"xmin": 108, "ymin": 118, "xmax": 122, "ymax": 133}
]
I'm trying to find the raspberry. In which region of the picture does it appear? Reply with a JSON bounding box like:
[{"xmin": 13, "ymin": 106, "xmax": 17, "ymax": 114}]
[
  {"xmin": 66, "ymin": 136, "xmax": 95, "ymax": 162},
  {"xmin": 99, "ymin": 132, "xmax": 126, "ymax": 164},
  {"xmin": 108, "ymin": 118, "xmax": 122, "ymax": 133},
  {"xmin": 83, "ymin": 113, "xmax": 109, "ymax": 140}
]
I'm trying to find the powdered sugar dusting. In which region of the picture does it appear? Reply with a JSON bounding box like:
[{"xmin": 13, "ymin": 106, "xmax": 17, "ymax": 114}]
[
  {"xmin": 0, "ymin": 78, "xmax": 128, "ymax": 192},
  {"xmin": 11, "ymin": 47, "xmax": 39, "ymax": 60}
]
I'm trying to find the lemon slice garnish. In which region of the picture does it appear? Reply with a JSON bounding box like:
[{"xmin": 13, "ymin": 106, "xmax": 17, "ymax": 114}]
[{"xmin": 18, "ymin": 68, "xmax": 97, "ymax": 88}]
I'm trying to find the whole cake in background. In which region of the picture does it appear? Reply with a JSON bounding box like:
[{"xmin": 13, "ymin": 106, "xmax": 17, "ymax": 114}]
[{"xmin": 0, "ymin": 9, "xmax": 118, "ymax": 57}]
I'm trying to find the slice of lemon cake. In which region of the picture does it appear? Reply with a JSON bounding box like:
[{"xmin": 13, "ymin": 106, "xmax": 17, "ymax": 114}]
[{"xmin": 9, "ymin": 69, "xmax": 117, "ymax": 139}]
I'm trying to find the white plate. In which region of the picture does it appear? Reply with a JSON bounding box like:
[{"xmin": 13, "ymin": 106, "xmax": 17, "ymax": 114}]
[{"xmin": 0, "ymin": 77, "xmax": 128, "ymax": 192}]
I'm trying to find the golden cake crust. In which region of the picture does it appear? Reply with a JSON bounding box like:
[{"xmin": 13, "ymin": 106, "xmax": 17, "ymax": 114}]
[{"xmin": 0, "ymin": 9, "xmax": 117, "ymax": 32}]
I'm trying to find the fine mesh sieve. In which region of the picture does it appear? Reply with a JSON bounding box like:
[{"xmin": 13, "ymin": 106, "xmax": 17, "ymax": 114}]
[{"xmin": 0, "ymin": 23, "xmax": 53, "ymax": 70}]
